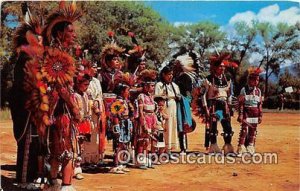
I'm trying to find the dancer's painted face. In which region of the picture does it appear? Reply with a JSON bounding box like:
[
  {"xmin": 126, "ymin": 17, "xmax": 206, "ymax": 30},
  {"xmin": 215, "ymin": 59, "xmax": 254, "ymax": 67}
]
[
  {"xmin": 121, "ymin": 86, "xmax": 130, "ymax": 99},
  {"xmin": 139, "ymin": 61, "xmax": 146, "ymax": 71}
]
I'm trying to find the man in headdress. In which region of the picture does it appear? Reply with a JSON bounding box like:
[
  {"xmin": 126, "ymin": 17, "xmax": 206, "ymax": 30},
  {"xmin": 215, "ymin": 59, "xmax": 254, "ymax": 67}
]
[
  {"xmin": 41, "ymin": 2, "xmax": 82, "ymax": 190},
  {"xmin": 171, "ymin": 53, "xmax": 199, "ymax": 153},
  {"xmin": 9, "ymin": 4, "xmax": 42, "ymax": 189},
  {"xmin": 201, "ymin": 53, "xmax": 238, "ymax": 155},
  {"xmin": 237, "ymin": 67, "xmax": 263, "ymax": 156},
  {"xmin": 134, "ymin": 58, "xmax": 147, "ymax": 77},
  {"xmin": 172, "ymin": 53, "xmax": 200, "ymax": 99},
  {"xmin": 13, "ymin": 2, "xmax": 83, "ymax": 190},
  {"xmin": 126, "ymin": 31, "xmax": 146, "ymax": 75}
]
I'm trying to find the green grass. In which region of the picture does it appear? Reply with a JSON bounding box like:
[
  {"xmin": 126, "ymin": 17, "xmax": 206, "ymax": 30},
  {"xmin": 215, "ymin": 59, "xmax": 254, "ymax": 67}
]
[{"xmin": 0, "ymin": 108, "xmax": 11, "ymax": 121}]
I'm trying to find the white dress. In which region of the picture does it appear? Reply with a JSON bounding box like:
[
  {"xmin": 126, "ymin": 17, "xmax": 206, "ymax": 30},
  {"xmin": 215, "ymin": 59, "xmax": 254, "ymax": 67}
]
[
  {"xmin": 155, "ymin": 81, "xmax": 180, "ymax": 150},
  {"xmin": 74, "ymin": 91, "xmax": 99, "ymax": 163}
]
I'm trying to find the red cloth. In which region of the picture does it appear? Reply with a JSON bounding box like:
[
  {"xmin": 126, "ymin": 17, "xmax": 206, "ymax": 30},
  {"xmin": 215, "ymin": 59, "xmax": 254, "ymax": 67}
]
[{"xmin": 77, "ymin": 120, "xmax": 91, "ymax": 135}]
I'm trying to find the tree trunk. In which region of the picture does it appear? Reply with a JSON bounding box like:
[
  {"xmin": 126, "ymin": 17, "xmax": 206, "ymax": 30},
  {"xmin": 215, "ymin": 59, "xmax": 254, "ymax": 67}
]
[{"xmin": 265, "ymin": 63, "xmax": 269, "ymax": 97}]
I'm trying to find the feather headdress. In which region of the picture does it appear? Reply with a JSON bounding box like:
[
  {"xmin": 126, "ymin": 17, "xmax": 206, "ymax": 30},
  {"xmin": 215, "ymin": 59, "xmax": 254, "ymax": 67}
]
[
  {"xmin": 209, "ymin": 52, "xmax": 239, "ymax": 69},
  {"xmin": 100, "ymin": 42, "xmax": 125, "ymax": 70},
  {"xmin": 13, "ymin": 6, "xmax": 43, "ymax": 54},
  {"xmin": 170, "ymin": 50, "xmax": 201, "ymax": 83},
  {"xmin": 126, "ymin": 31, "xmax": 146, "ymax": 73},
  {"xmin": 174, "ymin": 54, "xmax": 196, "ymax": 73},
  {"xmin": 43, "ymin": 1, "xmax": 82, "ymax": 45},
  {"xmin": 137, "ymin": 69, "xmax": 157, "ymax": 84},
  {"xmin": 247, "ymin": 67, "xmax": 263, "ymax": 78}
]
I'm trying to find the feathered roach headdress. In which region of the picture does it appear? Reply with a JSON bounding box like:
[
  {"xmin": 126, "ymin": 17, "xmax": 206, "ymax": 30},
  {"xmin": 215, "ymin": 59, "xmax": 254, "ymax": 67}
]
[
  {"xmin": 209, "ymin": 52, "xmax": 239, "ymax": 71},
  {"xmin": 247, "ymin": 66, "xmax": 263, "ymax": 78},
  {"xmin": 100, "ymin": 31, "xmax": 125, "ymax": 70},
  {"xmin": 137, "ymin": 69, "xmax": 158, "ymax": 84},
  {"xmin": 43, "ymin": 1, "xmax": 82, "ymax": 45}
]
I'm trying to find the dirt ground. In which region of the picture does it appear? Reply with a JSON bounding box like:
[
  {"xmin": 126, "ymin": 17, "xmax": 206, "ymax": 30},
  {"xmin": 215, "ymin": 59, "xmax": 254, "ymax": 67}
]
[{"xmin": 1, "ymin": 112, "xmax": 299, "ymax": 191}]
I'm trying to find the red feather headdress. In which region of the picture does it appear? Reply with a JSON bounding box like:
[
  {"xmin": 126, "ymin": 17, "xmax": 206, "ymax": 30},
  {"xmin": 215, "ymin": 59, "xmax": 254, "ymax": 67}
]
[{"xmin": 209, "ymin": 52, "xmax": 239, "ymax": 69}]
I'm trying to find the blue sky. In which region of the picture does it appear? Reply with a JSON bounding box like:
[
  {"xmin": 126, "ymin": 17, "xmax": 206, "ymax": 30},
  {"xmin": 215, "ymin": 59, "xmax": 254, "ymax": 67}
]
[
  {"xmin": 6, "ymin": 1, "xmax": 299, "ymax": 28},
  {"xmin": 146, "ymin": 1, "xmax": 300, "ymax": 78},
  {"xmin": 145, "ymin": 1, "xmax": 300, "ymax": 26}
]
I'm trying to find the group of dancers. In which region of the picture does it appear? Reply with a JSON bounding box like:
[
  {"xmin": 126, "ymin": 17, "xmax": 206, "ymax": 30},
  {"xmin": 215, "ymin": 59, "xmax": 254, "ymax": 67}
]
[{"xmin": 9, "ymin": 2, "xmax": 263, "ymax": 190}]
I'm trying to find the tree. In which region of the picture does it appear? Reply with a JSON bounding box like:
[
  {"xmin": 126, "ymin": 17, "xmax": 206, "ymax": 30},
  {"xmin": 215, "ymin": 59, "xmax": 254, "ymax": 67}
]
[
  {"xmin": 279, "ymin": 68, "xmax": 300, "ymax": 90},
  {"xmin": 76, "ymin": 1, "xmax": 173, "ymax": 67},
  {"xmin": 227, "ymin": 21, "xmax": 258, "ymax": 95},
  {"xmin": 256, "ymin": 22, "xmax": 300, "ymax": 97},
  {"xmin": 187, "ymin": 21, "xmax": 226, "ymax": 59}
]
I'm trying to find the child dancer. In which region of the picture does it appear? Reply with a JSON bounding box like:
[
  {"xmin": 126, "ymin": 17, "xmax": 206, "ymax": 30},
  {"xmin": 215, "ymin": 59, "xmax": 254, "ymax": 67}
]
[
  {"xmin": 109, "ymin": 76, "xmax": 134, "ymax": 174},
  {"xmin": 73, "ymin": 73, "xmax": 93, "ymax": 179},
  {"xmin": 237, "ymin": 67, "xmax": 263, "ymax": 156},
  {"xmin": 136, "ymin": 70, "xmax": 157, "ymax": 169}
]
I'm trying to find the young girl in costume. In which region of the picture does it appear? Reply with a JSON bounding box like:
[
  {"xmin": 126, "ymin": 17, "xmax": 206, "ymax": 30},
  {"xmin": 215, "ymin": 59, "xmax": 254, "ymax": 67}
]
[{"xmin": 136, "ymin": 70, "xmax": 157, "ymax": 168}]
